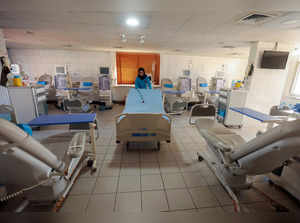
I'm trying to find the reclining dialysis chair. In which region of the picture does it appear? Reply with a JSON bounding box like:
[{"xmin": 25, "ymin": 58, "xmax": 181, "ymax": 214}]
[
  {"xmin": 189, "ymin": 104, "xmax": 216, "ymax": 125},
  {"xmin": 0, "ymin": 119, "xmax": 92, "ymax": 212},
  {"xmin": 196, "ymin": 119, "xmax": 300, "ymax": 211}
]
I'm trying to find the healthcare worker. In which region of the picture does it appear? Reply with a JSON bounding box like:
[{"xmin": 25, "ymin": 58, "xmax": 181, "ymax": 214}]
[{"xmin": 135, "ymin": 67, "xmax": 152, "ymax": 89}]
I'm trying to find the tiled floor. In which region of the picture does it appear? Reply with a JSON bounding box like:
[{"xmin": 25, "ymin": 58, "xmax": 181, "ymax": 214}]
[{"xmin": 36, "ymin": 105, "xmax": 300, "ymax": 214}]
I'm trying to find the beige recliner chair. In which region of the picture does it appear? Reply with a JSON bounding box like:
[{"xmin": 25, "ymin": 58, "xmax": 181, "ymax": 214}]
[
  {"xmin": 0, "ymin": 119, "xmax": 93, "ymax": 212},
  {"xmin": 196, "ymin": 119, "xmax": 300, "ymax": 211}
]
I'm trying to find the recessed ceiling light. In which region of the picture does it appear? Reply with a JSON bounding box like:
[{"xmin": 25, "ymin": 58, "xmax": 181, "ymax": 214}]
[
  {"xmin": 282, "ymin": 19, "xmax": 300, "ymax": 25},
  {"xmin": 222, "ymin": 45, "xmax": 235, "ymax": 49},
  {"xmin": 126, "ymin": 17, "xmax": 139, "ymax": 27},
  {"xmin": 25, "ymin": 30, "xmax": 34, "ymax": 35},
  {"xmin": 139, "ymin": 35, "xmax": 145, "ymax": 44},
  {"xmin": 120, "ymin": 34, "xmax": 127, "ymax": 43}
]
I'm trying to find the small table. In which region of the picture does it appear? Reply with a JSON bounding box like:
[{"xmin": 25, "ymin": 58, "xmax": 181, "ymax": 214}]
[
  {"xmin": 230, "ymin": 107, "xmax": 288, "ymax": 129},
  {"xmin": 28, "ymin": 113, "xmax": 99, "ymax": 170}
]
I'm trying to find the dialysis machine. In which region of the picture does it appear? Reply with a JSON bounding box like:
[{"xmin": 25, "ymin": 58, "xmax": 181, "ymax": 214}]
[
  {"xmin": 217, "ymin": 88, "xmax": 248, "ymax": 128},
  {"xmin": 98, "ymin": 67, "xmax": 112, "ymax": 108}
]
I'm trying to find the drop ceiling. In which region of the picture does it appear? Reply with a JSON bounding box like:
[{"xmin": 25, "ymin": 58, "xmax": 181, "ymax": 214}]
[{"xmin": 1, "ymin": 0, "xmax": 300, "ymax": 58}]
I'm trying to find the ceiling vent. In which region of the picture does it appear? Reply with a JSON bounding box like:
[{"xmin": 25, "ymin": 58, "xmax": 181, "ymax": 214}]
[
  {"xmin": 222, "ymin": 45, "xmax": 235, "ymax": 49},
  {"xmin": 238, "ymin": 12, "xmax": 275, "ymax": 25},
  {"xmin": 63, "ymin": 44, "xmax": 72, "ymax": 48}
]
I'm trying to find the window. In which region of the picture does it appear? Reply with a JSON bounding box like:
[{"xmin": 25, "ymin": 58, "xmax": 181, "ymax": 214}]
[
  {"xmin": 116, "ymin": 52, "xmax": 160, "ymax": 85},
  {"xmin": 291, "ymin": 62, "xmax": 300, "ymax": 96}
]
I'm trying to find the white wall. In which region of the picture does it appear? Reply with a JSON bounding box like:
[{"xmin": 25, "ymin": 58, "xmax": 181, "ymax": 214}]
[
  {"xmin": 281, "ymin": 52, "xmax": 300, "ymax": 105},
  {"xmin": 8, "ymin": 48, "xmax": 115, "ymax": 82},
  {"xmin": 8, "ymin": 48, "xmax": 248, "ymax": 101},
  {"xmin": 245, "ymin": 42, "xmax": 294, "ymax": 116},
  {"xmin": 0, "ymin": 29, "xmax": 7, "ymax": 57},
  {"xmin": 160, "ymin": 54, "xmax": 247, "ymax": 88}
]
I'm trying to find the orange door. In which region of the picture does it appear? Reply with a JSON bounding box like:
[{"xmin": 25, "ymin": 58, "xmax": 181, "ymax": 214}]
[
  {"xmin": 117, "ymin": 52, "xmax": 160, "ymax": 85},
  {"xmin": 117, "ymin": 53, "xmax": 138, "ymax": 84}
]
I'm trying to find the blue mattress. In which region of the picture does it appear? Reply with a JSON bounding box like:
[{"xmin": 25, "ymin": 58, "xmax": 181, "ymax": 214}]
[
  {"xmin": 28, "ymin": 113, "xmax": 96, "ymax": 126},
  {"xmin": 230, "ymin": 107, "xmax": 280, "ymax": 123},
  {"xmin": 123, "ymin": 89, "xmax": 165, "ymax": 114}
]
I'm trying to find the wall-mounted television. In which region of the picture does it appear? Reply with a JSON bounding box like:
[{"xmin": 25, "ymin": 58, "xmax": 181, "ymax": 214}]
[
  {"xmin": 261, "ymin": 51, "xmax": 289, "ymax": 69},
  {"xmin": 100, "ymin": 67, "xmax": 109, "ymax": 75}
]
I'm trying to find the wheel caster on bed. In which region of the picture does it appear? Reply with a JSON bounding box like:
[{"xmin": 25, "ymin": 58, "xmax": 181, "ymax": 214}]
[
  {"xmin": 197, "ymin": 153, "xmax": 204, "ymax": 162},
  {"xmin": 268, "ymin": 179, "xmax": 274, "ymax": 186},
  {"xmin": 156, "ymin": 141, "xmax": 160, "ymax": 151},
  {"xmin": 87, "ymin": 159, "xmax": 94, "ymax": 167}
]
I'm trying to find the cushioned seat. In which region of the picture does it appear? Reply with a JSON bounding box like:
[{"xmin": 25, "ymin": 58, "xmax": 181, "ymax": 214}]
[{"xmin": 195, "ymin": 119, "xmax": 234, "ymax": 135}]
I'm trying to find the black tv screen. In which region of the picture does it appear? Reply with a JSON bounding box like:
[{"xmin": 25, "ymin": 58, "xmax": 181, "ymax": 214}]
[
  {"xmin": 261, "ymin": 51, "xmax": 289, "ymax": 69},
  {"xmin": 100, "ymin": 67, "xmax": 109, "ymax": 75}
]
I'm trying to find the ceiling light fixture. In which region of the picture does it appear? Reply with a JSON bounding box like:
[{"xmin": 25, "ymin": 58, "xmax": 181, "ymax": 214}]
[
  {"xmin": 120, "ymin": 34, "xmax": 127, "ymax": 43},
  {"xmin": 282, "ymin": 19, "xmax": 300, "ymax": 25},
  {"xmin": 126, "ymin": 17, "xmax": 139, "ymax": 27},
  {"xmin": 139, "ymin": 35, "xmax": 145, "ymax": 44}
]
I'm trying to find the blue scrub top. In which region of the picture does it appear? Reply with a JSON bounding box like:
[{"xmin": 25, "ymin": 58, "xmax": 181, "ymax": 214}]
[{"xmin": 135, "ymin": 76, "xmax": 152, "ymax": 89}]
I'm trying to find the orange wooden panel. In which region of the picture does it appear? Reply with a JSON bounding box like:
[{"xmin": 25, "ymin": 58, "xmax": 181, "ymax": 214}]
[
  {"xmin": 116, "ymin": 52, "xmax": 160, "ymax": 85},
  {"xmin": 117, "ymin": 53, "xmax": 138, "ymax": 84}
]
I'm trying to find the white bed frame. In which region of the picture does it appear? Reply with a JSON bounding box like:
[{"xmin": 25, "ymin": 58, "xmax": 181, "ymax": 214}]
[{"xmin": 115, "ymin": 113, "xmax": 171, "ymax": 149}]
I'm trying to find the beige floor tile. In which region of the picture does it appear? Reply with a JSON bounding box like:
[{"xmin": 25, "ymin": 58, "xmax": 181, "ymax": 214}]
[
  {"xmin": 99, "ymin": 162, "xmax": 121, "ymax": 177},
  {"xmin": 95, "ymin": 154, "xmax": 105, "ymax": 164},
  {"xmin": 142, "ymin": 190, "xmax": 169, "ymax": 212},
  {"xmin": 166, "ymin": 189, "xmax": 195, "ymax": 210},
  {"xmin": 209, "ymin": 185, "xmax": 233, "ymax": 206},
  {"xmin": 93, "ymin": 176, "xmax": 118, "ymax": 194},
  {"xmin": 203, "ymin": 174, "xmax": 221, "ymax": 186},
  {"xmin": 115, "ymin": 192, "xmax": 142, "ymax": 212},
  {"xmin": 197, "ymin": 207, "xmax": 224, "ymax": 214},
  {"xmin": 104, "ymin": 153, "xmax": 122, "ymax": 162},
  {"xmin": 79, "ymin": 166, "xmax": 101, "ymax": 179},
  {"xmin": 60, "ymin": 195, "xmax": 90, "ymax": 212},
  {"xmin": 173, "ymin": 152, "xmax": 194, "ymax": 162},
  {"xmin": 70, "ymin": 178, "xmax": 96, "ymax": 195},
  {"xmin": 118, "ymin": 175, "xmax": 141, "ymax": 192},
  {"xmin": 189, "ymin": 186, "xmax": 219, "ymax": 208},
  {"xmin": 106, "ymin": 145, "xmax": 123, "ymax": 154},
  {"xmin": 157, "ymin": 151, "xmax": 177, "ymax": 162},
  {"xmin": 162, "ymin": 173, "xmax": 186, "ymax": 189},
  {"xmin": 222, "ymin": 204, "xmax": 250, "ymax": 213},
  {"xmin": 141, "ymin": 162, "xmax": 160, "ymax": 175},
  {"xmin": 86, "ymin": 193, "xmax": 116, "ymax": 213},
  {"xmin": 178, "ymin": 161, "xmax": 200, "ymax": 173},
  {"xmin": 140, "ymin": 152, "xmax": 158, "ymax": 162},
  {"xmin": 159, "ymin": 162, "xmax": 181, "ymax": 174},
  {"xmin": 141, "ymin": 174, "xmax": 164, "ymax": 191},
  {"xmin": 122, "ymin": 152, "xmax": 140, "ymax": 163},
  {"xmin": 182, "ymin": 172, "xmax": 207, "ymax": 188},
  {"xmin": 94, "ymin": 146, "xmax": 108, "ymax": 154},
  {"xmin": 120, "ymin": 162, "xmax": 140, "ymax": 176}
]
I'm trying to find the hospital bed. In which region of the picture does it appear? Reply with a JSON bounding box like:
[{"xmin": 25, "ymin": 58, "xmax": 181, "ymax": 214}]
[
  {"xmin": 195, "ymin": 118, "xmax": 300, "ymax": 212},
  {"xmin": 116, "ymin": 89, "xmax": 171, "ymax": 150},
  {"xmin": 0, "ymin": 118, "xmax": 94, "ymax": 212}
]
